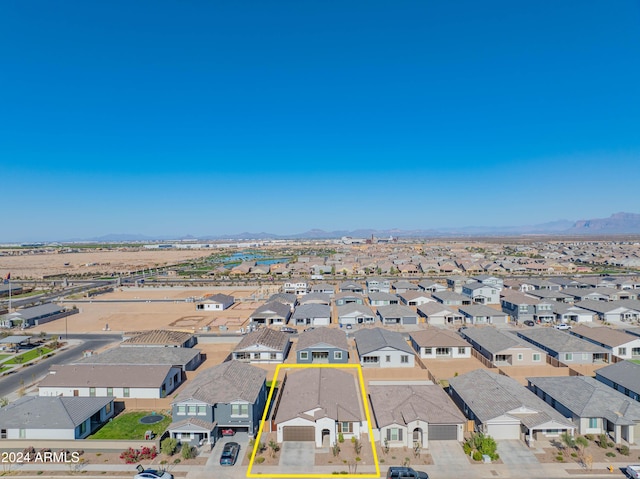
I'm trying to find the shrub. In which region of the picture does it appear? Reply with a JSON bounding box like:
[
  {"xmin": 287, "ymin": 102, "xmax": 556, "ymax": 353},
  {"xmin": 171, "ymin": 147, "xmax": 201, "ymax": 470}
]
[
  {"xmin": 161, "ymin": 438, "xmax": 178, "ymax": 456},
  {"xmin": 619, "ymin": 445, "xmax": 630, "ymax": 456},
  {"xmin": 606, "ymin": 452, "xmax": 616, "ymax": 457},
  {"xmin": 255, "ymin": 457, "xmax": 265, "ymax": 464},
  {"xmin": 571, "ymin": 452, "xmax": 578, "ymax": 458},
  {"xmin": 472, "ymin": 451, "xmax": 483, "ymax": 462},
  {"xmin": 584, "ymin": 434, "xmax": 594, "ymax": 441},
  {"xmin": 598, "ymin": 434, "xmax": 609, "ymax": 448},
  {"xmin": 463, "ymin": 443, "xmax": 472, "ymax": 455},
  {"xmin": 608, "ymin": 442, "xmax": 615, "ymax": 448},
  {"xmin": 181, "ymin": 445, "xmax": 196, "ymax": 460},
  {"xmin": 556, "ymin": 455, "xmax": 564, "ymax": 462},
  {"xmin": 338, "ymin": 433, "xmax": 344, "ymax": 443}
]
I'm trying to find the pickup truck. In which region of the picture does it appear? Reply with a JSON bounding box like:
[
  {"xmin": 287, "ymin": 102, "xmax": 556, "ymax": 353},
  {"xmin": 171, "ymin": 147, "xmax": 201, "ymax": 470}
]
[
  {"xmin": 627, "ymin": 465, "xmax": 640, "ymax": 479},
  {"xmin": 386, "ymin": 467, "xmax": 429, "ymax": 479}
]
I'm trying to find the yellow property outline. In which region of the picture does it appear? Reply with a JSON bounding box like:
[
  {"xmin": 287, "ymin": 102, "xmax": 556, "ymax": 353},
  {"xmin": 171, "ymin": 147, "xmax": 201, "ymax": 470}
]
[{"xmin": 246, "ymin": 363, "xmax": 380, "ymax": 478}]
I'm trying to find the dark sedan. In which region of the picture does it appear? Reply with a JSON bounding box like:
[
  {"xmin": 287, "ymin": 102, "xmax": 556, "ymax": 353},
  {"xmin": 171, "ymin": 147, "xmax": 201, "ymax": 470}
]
[
  {"xmin": 220, "ymin": 441, "xmax": 240, "ymax": 466},
  {"xmin": 523, "ymin": 320, "xmax": 535, "ymax": 327}
]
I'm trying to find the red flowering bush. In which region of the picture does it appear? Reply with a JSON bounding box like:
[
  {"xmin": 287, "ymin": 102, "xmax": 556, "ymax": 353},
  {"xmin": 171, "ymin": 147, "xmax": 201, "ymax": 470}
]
[{"xmin": 119, "ymin": 446, "xmax": 157, "ymax": 464}]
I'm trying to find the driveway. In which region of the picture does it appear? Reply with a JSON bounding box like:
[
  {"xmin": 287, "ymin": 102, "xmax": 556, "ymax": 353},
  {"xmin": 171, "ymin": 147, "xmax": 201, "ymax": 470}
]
[
  {"xmin": 497, "ymin": 440, "xmax": 540, "ymax": 465},
  {"xmin": 426, "ymin": 440, "xmax": 481, "ymax": 479},
  {"xmin": 197, "ymin": 432, "xmax": 249, "ymax": 479},
  {"xmin": 279, "ymin": 441, "xmax": 315, "ymax": 468}
]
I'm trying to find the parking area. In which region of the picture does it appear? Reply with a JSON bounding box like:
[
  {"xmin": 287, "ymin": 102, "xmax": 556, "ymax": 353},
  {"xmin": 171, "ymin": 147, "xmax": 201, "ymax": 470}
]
[
  {"xmin": 497, "ymin": 440, "xmax": 540, "ymax": 465},
  {"xmin": 279, "ymin": 441, "xmax": 315, "ymax": 468}
]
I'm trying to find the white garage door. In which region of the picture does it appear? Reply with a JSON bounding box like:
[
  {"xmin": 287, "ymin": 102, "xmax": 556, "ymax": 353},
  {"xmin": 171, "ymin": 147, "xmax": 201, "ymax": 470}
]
[{"xmin": 486, "ymin": 423, "xmax": 519, "ymax": 440}]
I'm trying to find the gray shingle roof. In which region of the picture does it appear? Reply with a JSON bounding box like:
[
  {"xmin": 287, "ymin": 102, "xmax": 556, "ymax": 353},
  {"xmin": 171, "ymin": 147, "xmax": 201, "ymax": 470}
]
[
  {"xmin": 517, "ymin": 328, "xmax": 610, "ymax": 354},
  {"xmin": 268, "ymin": 293, "xmax": 298, "ymax": 305},
  {"xmin": 8, "ymin": 303, "xmax": 65, "ymax": 320},
  {"xmin": 174, "ymin": 360, "xmax": 265, "ymax": 405},
  {"xmin": 353, "ymin": 327, "xmax": 414, "ymax": 355},
  {"xmin": 570, "ymin": 325, "xmax": 639, "ymax": 348},
  {"xmin": 337, "ymin": 303, "xmax": 375, "ymax": 317},
  {"xmin": 292, "ymin": 304, "xmax": 331, "ymax": 319},
  {"xmin": 39, "ymin": 364, "xmax": 173, "ymax": 388},
  {"xmin": 376, "ymin": 304, "xmax": 418, "ymax": 319},
  {"xmin": 458, "ymin": 305, "xmax": 508, "ymax": 318},
  {"xmin": 416, "ymin": 303, "xmax": 461, "ymax": 318},
  {"xmin": 369, "ymin": 384, "xmax": 465, "ymax": 428},
  {"xmin": 368, "ymin": 292, "xmax": 399, "ymax": 302},
  {"xmin": 461, "ymin": 328, "xmax": 539, "ymax": 355},
  {"xmin": 297, "ymin": 327, "xmax": 348, "ymax": 351},
  {"xmin": 75, "ymin": 346, "xmax": 201, "ymax": 367},
  {"xmin": 527, "ymin": 376, "xmax": 640, "ymax": 425},
  {"xmin": 409, "ymin": 329, "xmax": 470, "ymax": 348},
  {"xmin": 235, "ymin": 327, "xmax": 290, "ymax": 352},
  {"xmin": 432, "ymin": 291, "xmax": 469, "ymax": 303},
  {"xmin": 298, "ymin": 293, "xmax": 332, "ymax": 305},
  {"xmin": 596, "ymin": 360, "xmax": 640, "ymax": 395},
  {"xmin": 449, "ymin": 369, "xmax": 573, "ymax": 428},
  {"xmin": 251, "ymin": 301, "xmax": 291, "ymax": 319},
  {"xmin": 0, "ymin": 396, "xmax": 113, "ymax": 429}
]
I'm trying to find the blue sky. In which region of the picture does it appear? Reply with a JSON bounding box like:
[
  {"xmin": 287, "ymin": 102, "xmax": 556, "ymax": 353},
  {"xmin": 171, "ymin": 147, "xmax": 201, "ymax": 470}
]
[{"xmin": 2, "ymin": 1, "xmax": 640, "ymax": 241}]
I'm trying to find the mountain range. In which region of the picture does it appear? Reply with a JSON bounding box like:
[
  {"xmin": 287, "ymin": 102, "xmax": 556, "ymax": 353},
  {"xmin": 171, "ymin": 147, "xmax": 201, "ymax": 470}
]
[{"xmin": 83, "ymin": 212, "xmax": 640, "ymax": 242}]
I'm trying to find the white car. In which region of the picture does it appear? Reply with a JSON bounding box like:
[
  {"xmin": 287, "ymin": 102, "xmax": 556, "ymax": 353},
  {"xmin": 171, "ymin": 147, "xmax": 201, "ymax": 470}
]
[
  {"xmin": 627, "ymin": 465, "xmax": 640, "ymax": 479},
  {"xmin": 554, "ymin": 323, "xmax": 572, "ymax": 330},
  {"xmin": 134, "ymin": 465, "xmax": 173, "ymax": 479}
]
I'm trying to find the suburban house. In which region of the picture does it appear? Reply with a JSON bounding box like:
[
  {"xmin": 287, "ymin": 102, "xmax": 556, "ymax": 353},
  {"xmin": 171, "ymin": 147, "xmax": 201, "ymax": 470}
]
[
  {"xmin": 574, "ymin": 300, "xmax": 640, "ymax": 324},
  {"xmin": 392, "ymin": 281, "xmax": 420, "ymax": 293},
  {"xmin": 268, "ymin": 293, "xmax": 298, "ymax": 309},
  {"xmin": 596, "ymin": 361, "xmax": 640, "ymax": 402},
  {"xmin": 409, "ymin": 329, "xmax": 472, "ymax": 359},
  {"xmin": 526, "ymin": 290, "xmax": 574, "ymax": 303},
  {"xmin": 431, "ymin": 291, "xmax": 472, "ymax": 306},
  {"xmin": 334, "ymin": 292, "xmax": 365, "ymax": 306},
  {"xmin": 458, "ymin": 304, "xmax": 509, "ymax": 325},
  {"xmin": 0, "ymin": 396, "xmax": 115, "ymax": 439},
  {"xmin": 291, "ymin": 304, "xmax": 331, "ymax": 326},
  {"xmin": 460, "ymin": 328, "xmax": 546, "ymax": 366},
  {"xmin": 196, "ymin": 293, "xmax": 234, "ymax": 311},
  {"xmin": 500, "ymin": 291, "xmax": 555, "ymax": 324},
  {"xmin": 274, "ymin": 368, "xmax": 366, "ymax": 447},
  {"xmin": 121, "ymin": 329, "xmax": 197, "ymax": 348},
  {"xmin": 283, "ymin": 281, "xmax": 309, "ymax": 295},
  {"xmin": 418, "ymin": 280, "xmax": 447, "ymax": 293},
  {"xmin": 416, "ymin": 303, "xmax": 464, "ymax": 326},
  {"xmin": 569, "ymin": 326, "xmax": 640, "ymax": 360},
  {"xmin": 368, "ymin": 292, "xmax": 400, "ymax": 307},
  {"xmin": 0, "ymin": 303, "xmax": 77, "ymax": 328},
  {"xmin": 336, "ymin": 303, "xmax": 376, "ymax": 327},
  {"xmin": 338, "ymin": 281, "xmax": 364, "ymax": 294},
  {"xmin": 353, "ymin": 327, "xmax": 415, "ymax": 368},
  {"xmin": 553, "ymin": 304, "xmax": 595, "ymax": 324},
  {"xmin": 398, "ymin": 291, "xmax": 435, "ymax": 307},
  {"xmin": 232, "ymin": 328, "xmax": 291, "ymax": 363},
  {"xmin": 168, "ymin": 360, "xmax": 267, "ymax": 446},
  {"xmin": 516, "ymin": 329, "xmax": 611, "ymax": 364},
  {"xmin": 296, "ymin": 327, "xmax": 349, "ymax": 364},
  {"xmin": 38, "ymin": 364, "xmax": 182, "ymax": 399},
  {"xmin": 376, "ymin": 304, "xmax": 419, "ymax": 325},
  {"xmin": 310, "ymin": 283, "xmax": 335, "ymax": 295},
  {"xmin": 471, "ymin": 275, "xmax": 504, "ymax": 290},
  {"xmin": 461, "ymin": 282, "xmax": 501, "ymax": 305},
  {"xmin": 368, "ymin": 382, "xmax": 465, "ymax": 448},
  {"xmin": 249, "ymin": 301, "xmax": 292, "ymax": 327},
  {"xmin": 298, "ymin": 293, "xmax": 332, "ymax": 306},
  {"xmin": 527, "ymin": 376, "xmax": 640, "ymax": 444},
  {"xmin": 366, "ymin": 278, "xmax": 391, "ymax": 294},
  {"xmin": 449, "ymin": 369, "xmax": 575, "ymax": 441},
  {"xmin": 446, "ymin": 276, "xmax": 473, "ymax": 293},
  {"xmin": 76, "ymin": 346, "xmax": 203, "ymax": 374}
]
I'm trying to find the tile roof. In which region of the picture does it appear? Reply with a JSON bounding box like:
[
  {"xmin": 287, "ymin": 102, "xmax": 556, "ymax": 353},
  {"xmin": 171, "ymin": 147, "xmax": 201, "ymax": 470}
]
[
  {"xmin": 0, "ymin": 396, "xmax": 113, "ymax": 429},
  {"xmin": 75, "ymin": 346, "xmax": 201, "ymax": 366},
  {"xmin": 570, "ymin": 325, "xmax": 640, "ymax": 348},
  {"xmin": 275, "ymin": 368, "xmax": 363, "ymax": 423},
  {"xmin": 297, "ymin": 327, "xmax": 349, "ymax": 351},
  {"xmin": 409, "ymin": 329, "xmax": 471, "ymax": 348},
  {"xmin": 122, "ymin": 329, "xmax": 194, "ymax": 346},
  {"xmin": 39, "ymin": 364, "xmax": 173, "ymax": 388},
  {"xmin": 250, "ymin": 301, "xmax": 291, "ymax": 319},
  {"xmin": 174, "ymin": 360, "xmax": 265, "ymax": 405},
  {"xmin": 167, "ymin": 417, "xmax": 217, "ymax": 432},
  {"xmin": 416, "ymin": 303, "xmax": 461, "ymax": 317},
  {"xmin": 353, "ymin": 327, "xmax": 414, "ymax": 355},
  {"xmin": 235, "ymin": 327, "xmax": 290, "ymax": 352},
  {"xmin": 298, "ymin": 293, "xmax": 332, "ymax": 305},
  {"xmin": 369, "ymin": 384, "xmax": 465, "ymax": 428},
  {"xmin": 517, "ymin": 328, "xmax": 611, "ymax": 354},
  {"xmin": 596, "ymin": 360, "xmax": 640, "ymax": 395}
]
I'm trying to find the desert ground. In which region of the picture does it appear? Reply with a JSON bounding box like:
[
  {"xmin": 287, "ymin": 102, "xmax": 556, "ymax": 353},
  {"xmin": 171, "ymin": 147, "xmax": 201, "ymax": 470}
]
[
  {"xmin": 31, "ymin": 286, "xmax": 262, "ymax": 334},
  {"xmin": 0, "ymin": 249, "xmax": 214, "ymax": 278}
]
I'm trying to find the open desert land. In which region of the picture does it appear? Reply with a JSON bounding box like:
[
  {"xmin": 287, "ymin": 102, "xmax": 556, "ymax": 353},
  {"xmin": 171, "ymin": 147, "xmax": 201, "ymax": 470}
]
[
  {"xmin": 0, "ymin": 249, "xmax": 214, "ymax": 278},
  {"xmin": 30, "ymin": 287, "xmax": 262, "ymax": 334}
]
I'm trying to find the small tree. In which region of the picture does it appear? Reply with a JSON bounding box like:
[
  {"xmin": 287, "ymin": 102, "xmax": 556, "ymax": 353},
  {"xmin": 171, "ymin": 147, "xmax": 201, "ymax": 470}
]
[
  {"xmin": 161, "ymin": 438, "xmax": 178, "ymax": 456},
  {"xmin": 352, "ymin": 437, "xmax": 362, "ymax": 455},
  {"xmin": 0, "ymin": 397, "xmax": 8, "ymax": 408},
  {"xmin": 598, "ymin": 433, "xmax": 609, "ymax": 449},
  {"xmin": 383, "ymin": 438, "xmax": 390, "ymax": 455},
  {"xmin": 338, "ymin": 433, "xmax": 344, "ymax": 443},
  {"xmin": 268, "ymin": 440, "xmax": 280, "ymax": 459},
  {"xmin": 560, "ymin": 432, "xmax": 576, "ymax": 457},
  {"xmin": 584, "ymin": 453, "xmax": 593, "ymax": 471},
  {"xmin": 181, "ymin": 445, "xmax": 196, "ymax": 460},
  {"xmin": 575, "ymin": 436, "xmax": 589, "ymax": 459},
  {"xmin": 331, "ymin": 442, "xmax": 341, "ymax": 457}
]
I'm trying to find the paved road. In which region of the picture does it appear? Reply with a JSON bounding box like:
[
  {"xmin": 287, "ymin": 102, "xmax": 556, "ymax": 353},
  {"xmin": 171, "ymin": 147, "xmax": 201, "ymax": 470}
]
[{"xmin": 0, "ymin": 334, "xmax": 118, "ymax": 398}]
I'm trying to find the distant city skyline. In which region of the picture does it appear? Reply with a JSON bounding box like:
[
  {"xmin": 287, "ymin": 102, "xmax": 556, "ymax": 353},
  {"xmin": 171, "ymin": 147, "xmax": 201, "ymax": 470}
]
[{"xmin": 2, "ymin": 1, "xmax": 639, "ymax": 242}]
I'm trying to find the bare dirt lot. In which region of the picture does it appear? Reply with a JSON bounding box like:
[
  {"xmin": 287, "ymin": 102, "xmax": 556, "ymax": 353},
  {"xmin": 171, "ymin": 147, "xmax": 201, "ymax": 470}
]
[
  {"xmin": 0, "ymin": 249, "xmax": 214, "ymax": 279},
  {"xmin": 422, "ymin": 357, "xmax": 492, "ymax": 383},
  {"xmin": 31, "ymin": 287, "xmax": 260, "ymax": 334},
  {"xmin": 498, "ymin": 364, "xmax": 572, "ymax": 385}
]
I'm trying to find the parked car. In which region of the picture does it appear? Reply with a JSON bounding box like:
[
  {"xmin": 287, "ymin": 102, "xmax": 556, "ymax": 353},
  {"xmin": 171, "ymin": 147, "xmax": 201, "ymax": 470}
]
[
  {"xmin": 386, "ymin": 467, "xmax": 429, "ymax": 479},
  {"xmin": 627, "ymin": 465, "xmax": 640, "ymax": 479},
  {"xmin": 303, "ymin": 327, "xmax": 315, "ymax": 332},
  {"xmin": 554, "ymin": 323, "xmax": 572, "ymax": 330},
  {"xmin": 220, "ymin": 442, "xmax": 240, "ymax": 466},
  {"xmin": 523, "ymin": 320, "xmax": 535, "ymax": 327},
  {"xmin": 280, "ymin": 326, "xmax": 297, "ymax": 334},
  {"xmin": 221, "ymin": 428, "xmax": 235, "ymax": 436},
  {"xmin": 134, "ymin": 465, "xmax": 173, "ymax": 479}
]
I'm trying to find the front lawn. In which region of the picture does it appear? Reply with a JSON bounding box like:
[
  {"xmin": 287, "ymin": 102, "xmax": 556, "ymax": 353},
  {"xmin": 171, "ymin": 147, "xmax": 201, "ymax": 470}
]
[
  {"xmin": 0, "ymin": 354, "xmax": 11, "ymax": 362},
  {"xmin": 630, "ymin": 359, "xmax": 640, "ymax": 365},
  {"xmin": 89, "ymin": 411, "xmax": 171, "ymax": 440},
  {"xmin": 5, "ymin": 347, "xmax": 53, "ymax": 364}
]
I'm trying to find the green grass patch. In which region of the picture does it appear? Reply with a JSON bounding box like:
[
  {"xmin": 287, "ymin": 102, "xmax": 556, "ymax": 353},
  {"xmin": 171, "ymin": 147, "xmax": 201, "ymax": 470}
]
[
  {"xmin": 0, "ymin": 366, "xmax": 13, "ymax": 373},
  {"xmin": 5, "ymin": 347, "xmax": 53, "ymax": 364},
  {"xmin": 89, "ymin": 411, "xmax": 171, "ymax": 440},
  {"xmin": 0, "ymin": 354, "xmax": 11, "ymax": 362},
  {"xmin": 630, "ymin": 359, "xmax": 640, "ymax": 365},
  {"xmin": 266, "ymin": 380, "xmax": 280, "ymax": 389}
]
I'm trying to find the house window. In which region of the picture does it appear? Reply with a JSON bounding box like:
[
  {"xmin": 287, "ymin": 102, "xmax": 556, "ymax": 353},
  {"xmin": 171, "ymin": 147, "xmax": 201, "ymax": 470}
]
[
  {"xmin": 300, "ymin": 351, "xmax": 309, "ymax": 360},
  {"xmin": 19, "ymin": 429, "xmax": 26, "ymax": 439},
  {"xmin": 197, "ymin": 406, "xmax": 206, "ymax": 415},
  {"xmin": 231, "ymin": 404, "xmax": 249, "ymax": 417},
  {"xmin": 436, "ymin": 348, "xmax": 450, "ymax": 355},
  {"xmin": 188, "ymin": 405, "xmax": 197, "ymax": 415},
  {"xmin": 618, "ymin": 347, "xmax": 627, "ymax": 356},
  {"xmin": 424, "ymin": 348, "xmax": 432, "ymax": 355},
  {"xmin": 79, "ymin": 422, "xmax": 87, "ymax": 436},
  {"xmin": 107, "ymin": 387, "xmax": 113, "ymax": 396},
  {"xmin": 177, "ymin": 406, "xmax": 186, "ymax": 415},
  {"xmin": 338, "ymin": 422, "xmax": 353, "ymax": 433},
  {"xmin": 334, "ymin": 351, "xmax": 343, "ymax": 360},
  {"xmin": 589, "ymin": 418, "xmax": 598, "ymax": 428},
  {"xmin": 89, "ymin": 387, "xmax": 96, "ymax": 397},
  {"xmin": 105, "ymin": 402, "xmax": 112, "ymax": 415},
  {"xmin": 533, "ymin": 353, "xmax": 541, "ymax": 362},
  {"xmin": 0, "ymin": 429, "xmax": 6, "ymax": 439},
  {"xmin": 385, "ymin": 355, "xmax": 391, "ymax": 363},
  {"xmin": 387, "ymin": 428, "xmax": 403, "ymax": 441},
  {"xmin": 517, "ymin": 354, "xmax": 523, "ymax": 361},
  {"xmin": 564, "ymin": 353, "xmax": 573, "ymax": 361},
  {"xmin": 362, "ymin": 356, "xmax": 379, "ymax": 363},
  {"xmin": 401, "ymin": 355, "xmax": 409, "ymax": 363},
  {"xmin": 458, "ymin": 347, "xmax": 466, "ymax": 355},
  {"xmin": 123, "ymin": 388, "xmax": 130, "ymax": 398},
  {"xmin": 270, "ymin": 353, "xmax": 278, "ymax": 360}
]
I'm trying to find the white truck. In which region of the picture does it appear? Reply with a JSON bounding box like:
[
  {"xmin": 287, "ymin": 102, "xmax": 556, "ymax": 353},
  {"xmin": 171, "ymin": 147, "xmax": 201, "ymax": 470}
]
[{"xmin": 627, "ymin": 465, "xmax": 640, "ymax": 479}]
